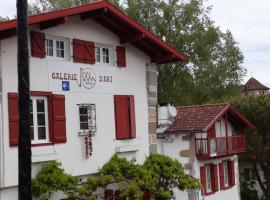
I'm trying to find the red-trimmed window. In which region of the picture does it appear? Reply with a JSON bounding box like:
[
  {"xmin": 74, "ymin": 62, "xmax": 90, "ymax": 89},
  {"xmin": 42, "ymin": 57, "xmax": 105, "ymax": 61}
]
[
  {"xmin": 200, "ymin": 164, "xmax": 218, "ymax": 196},
  {"xmin": 219, "ymin": 160, "xmax": 236, "ymax": 190},
  {"xmin": 8, "ymin": 92, "xmax": 67, "ymax": 147},
  {"xmin": 114, "ymin": 95, "xmax": 136, "ymax": 140}
]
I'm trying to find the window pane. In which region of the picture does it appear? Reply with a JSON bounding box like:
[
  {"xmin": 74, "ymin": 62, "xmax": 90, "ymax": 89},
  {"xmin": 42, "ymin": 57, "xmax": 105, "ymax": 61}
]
[
  {"xmin": 79, "ymin": 107, "xmax": 88, "ymax": 114},
  {"xmin": 80, "ymin": 122, "xmax": 88, "ymax": 130},
  {"xmin": 38, "ymin": 127, "xmax": 46, "ymax": 140},
  {"xmin": 46, "ymin": 39, "xmax": 53, "ymax": 56},
  {"xmin": 37, "ymin": 114, "xmax": 45, "ymax": 126},
  {"xmin": 80, "ymin": 115, "xmax": 88, "ymax": 123},
  {"xmin": 56, "ymin": 41, "xmax": 65, "ymax": 58},
  {"xmin": 102, "ymin": 48, "xmax": 110, "ymax": 63},
  {"xmin": 96, "ymin": 47, "xmax": 100, "ymax": 62},
  {"xmin": 37, "ymin": 99, "xmax": 45, "ymax": 112}
]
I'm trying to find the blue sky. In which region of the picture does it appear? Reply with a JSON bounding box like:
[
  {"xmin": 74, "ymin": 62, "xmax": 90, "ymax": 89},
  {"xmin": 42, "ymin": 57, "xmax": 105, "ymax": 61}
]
[{"xmin": 1, "ymin": 0, "xmax": 270, "ymax": 86}]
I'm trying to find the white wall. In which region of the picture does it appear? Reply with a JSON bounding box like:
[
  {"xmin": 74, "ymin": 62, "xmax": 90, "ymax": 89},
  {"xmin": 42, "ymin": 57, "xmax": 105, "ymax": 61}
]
[
  {"xmin": 158, "ymin": 134, "xmax": 241, "ymax": 200},
  {"xmin": 0, "ymin": 15, "xmax": 151, "ymax": 198}
]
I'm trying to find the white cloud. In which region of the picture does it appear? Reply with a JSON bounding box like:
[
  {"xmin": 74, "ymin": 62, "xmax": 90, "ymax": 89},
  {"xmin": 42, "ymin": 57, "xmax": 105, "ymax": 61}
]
[{"xmin": 207, "ymin": 0, "xmax": 270, "ymax": 85}]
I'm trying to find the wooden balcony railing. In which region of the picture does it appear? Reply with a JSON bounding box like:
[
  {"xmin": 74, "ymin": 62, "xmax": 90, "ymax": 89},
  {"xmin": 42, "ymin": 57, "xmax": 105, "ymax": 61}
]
[{"xmin": 195, "ymin": 135, "xmax": 246, "ymax": 160}]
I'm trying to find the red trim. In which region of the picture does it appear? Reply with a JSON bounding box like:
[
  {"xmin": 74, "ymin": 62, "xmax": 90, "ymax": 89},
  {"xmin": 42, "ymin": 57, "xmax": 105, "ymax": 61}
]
[
  {"xmin": 0, "ymin": 0, "xmax": 187, "ymax": 63},
  {"xmin": 31, "ymin": 143, "xmax": 54, "ymax": 147}
]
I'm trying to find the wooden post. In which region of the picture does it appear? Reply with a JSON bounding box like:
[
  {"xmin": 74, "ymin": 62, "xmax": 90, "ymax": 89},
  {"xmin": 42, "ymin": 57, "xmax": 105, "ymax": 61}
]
[{"xmin": 17, "ymin": 0, "xmax": 32, "ymax": 199}]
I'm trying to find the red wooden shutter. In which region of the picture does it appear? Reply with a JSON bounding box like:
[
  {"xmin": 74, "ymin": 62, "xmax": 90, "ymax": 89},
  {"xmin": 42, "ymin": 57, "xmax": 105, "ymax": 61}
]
[
  {"xmin": 229, "ymin": 160, "xmax": 235, "ymax": 186},
  {"xmin": 84, "ymin": 41, "xmax": 95, "ymax": 64},
  {"xmin": 105, "ymin": 189, "xmax": 114, "ymax": 200},
  {"xmin": 116, "ymin": 46, "xmax": 126, "ymax": 67},
  {"xmin": 129, "ymin": 96, "xmax": 136, "ymax": 138},
  {"xmin": 142, "ymin": 191, "xmax": 151, "ymax": 200},
  {"xmin": 114, "ymin": 96, "xmax": 130, "ymax": 140},
  {"xmin": 8, "ymin": 93, "xmax": 19, "ymax": 146},
  {"xmin": 73, "ymin": 39, "xmax": 85, "ymax": 63},
  {"xmin": 52, "ymin": 94, "xmax": 66, "ymax": 143},
  {"xmin": 212, "ymin": 164, "xmax": 219, "ymax": 192},
  {"xmin": 30, "ymin": 31, "xmax": 46, "ymax": 58},
  {"xmin": 200, "ymin": 166, "xmax": 206, "ymax": 195},
  {"xmin": 219, "ymin": 163, "xmax": 225, "ymax": 189},
  {"xmin": 73, "ymin": 39, "xmax": 95, "ymax": 64}
]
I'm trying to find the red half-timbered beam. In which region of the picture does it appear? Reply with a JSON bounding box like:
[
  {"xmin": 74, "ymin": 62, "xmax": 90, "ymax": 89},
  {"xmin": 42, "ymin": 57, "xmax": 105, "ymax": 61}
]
[
  {"xmin": 80, "ymin": 8, "xmax": 108, "ymax": 20},
  {"xmin": 120, "ymin": 33, "xmax": 145, "ymax": 44},
  {"xmin": 39, "ymin": 16, "xmax": 68, "ymax": 30},
  {"xmin": 0, "ymin": 28, "xmax": 16, "ymax": 40}
]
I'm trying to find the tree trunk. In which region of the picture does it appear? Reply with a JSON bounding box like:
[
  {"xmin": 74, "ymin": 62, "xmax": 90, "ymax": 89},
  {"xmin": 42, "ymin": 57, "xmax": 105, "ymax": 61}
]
[{"xmin": 17, "ymin": 0, "xmax": 32, "ymax": 199}]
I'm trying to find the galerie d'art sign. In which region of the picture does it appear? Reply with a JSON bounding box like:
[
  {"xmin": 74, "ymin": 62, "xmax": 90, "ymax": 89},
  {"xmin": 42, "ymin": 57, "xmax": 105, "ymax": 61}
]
[{"xmin": 48, "ymin": 61, "xmax": 116, "ymax": 93}]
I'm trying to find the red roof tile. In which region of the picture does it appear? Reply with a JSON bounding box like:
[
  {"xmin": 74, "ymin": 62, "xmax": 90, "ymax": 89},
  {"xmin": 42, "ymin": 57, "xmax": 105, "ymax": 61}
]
[
  {"xmin": 242, "ymin": 78, "xmax": 269, "ymax": 92},
  {"xmin": 164, "ymin": 103, "xmax": 255, "ymax": 134}
]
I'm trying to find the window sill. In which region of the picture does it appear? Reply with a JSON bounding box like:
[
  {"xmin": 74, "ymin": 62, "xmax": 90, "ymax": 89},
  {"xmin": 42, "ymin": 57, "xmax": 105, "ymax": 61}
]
[
  {"xmin": 222, "ymin": 185, "xmax": 232, "ymax": 190},
  {"xmin": 32, "ymin": 153, "xmax": 58, "ymax": 163},
  {"xmin": 31, "ymin": 142, "xmax": 54, "ymax": 147},
  {"xmin": 115, "ymin": 145, "xmax": 140, "ymax": 153}
]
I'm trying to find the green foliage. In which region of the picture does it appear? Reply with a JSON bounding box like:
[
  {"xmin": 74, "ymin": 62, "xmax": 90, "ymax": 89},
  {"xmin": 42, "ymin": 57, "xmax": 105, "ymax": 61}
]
[
  {"xmin": 240, "ymin": 181, "xmax": 259, "ymax": 200},
  {"xmin": 32, "ymin": 161, "xmax": 78, "ymax": 200},
  {"xmin": 33, "ymin": 155, "xmax": 200, "ymax": 200},
  {"xmin": 215, "ymin": 94, "xmax": 270, "ymax": 199}
]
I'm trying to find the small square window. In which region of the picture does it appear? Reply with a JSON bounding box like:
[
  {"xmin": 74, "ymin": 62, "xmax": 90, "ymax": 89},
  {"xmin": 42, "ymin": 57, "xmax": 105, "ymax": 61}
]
[
  {"xmin": 45, "ymin": 35, "xmax": 69, "ymax": 60},
  {"xmin": 78, "ymin": 104, "xmax": 96, "ymax": 134},
  {"xmin": 95, "ymin": 44, "xmax": 113, "ymax": 65}
]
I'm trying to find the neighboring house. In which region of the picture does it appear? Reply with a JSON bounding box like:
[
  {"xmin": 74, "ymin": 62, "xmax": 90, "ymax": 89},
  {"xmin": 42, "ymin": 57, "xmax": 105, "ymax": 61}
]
[
  {"xmin": 0, "ymin": 1, "xmax": 187, "ymax": 199},
  {"xmin": 242, "ymin": 77, "xmax": 269, "ymax": 96},
  {"xmin": 157, "ymin": 104, "xmax": 255, "ymax": 200},
  {"xmin": 240, "ymin": 77, "xmax": 267, "ymax": 199}
]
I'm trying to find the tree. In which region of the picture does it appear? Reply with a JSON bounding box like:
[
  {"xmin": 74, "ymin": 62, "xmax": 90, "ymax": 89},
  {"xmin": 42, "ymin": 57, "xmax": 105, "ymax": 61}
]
[
  {"xmin": 0, "ymin": 16, "xmax": 10, "ymax": 22},
  {"xmin": 27, "ymin": 0, "xmax": 245, "ymax": 105},
  {"xmin": 32, "ymin": 155, "xmax": 200, "ymax": 200},
  {"xmin": 218, "ymin": 94, "xmax": 270, "ymax": 199},
  {"xmin": 17, "ymin": 0, "xmax": 32, "ymax": 199}
]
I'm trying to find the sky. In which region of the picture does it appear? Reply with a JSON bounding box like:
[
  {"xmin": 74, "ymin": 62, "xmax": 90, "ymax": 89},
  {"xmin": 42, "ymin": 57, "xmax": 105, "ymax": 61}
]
[{"xmin": 0, "ymin": 0, "xmax": 270, "ymax": 86}]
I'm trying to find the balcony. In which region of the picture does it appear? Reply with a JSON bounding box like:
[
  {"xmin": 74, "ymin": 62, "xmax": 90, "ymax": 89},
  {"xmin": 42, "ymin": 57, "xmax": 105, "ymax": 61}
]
[{"xmin": 195, "ymin": 135, "xmax": 246, "ymax": 160}]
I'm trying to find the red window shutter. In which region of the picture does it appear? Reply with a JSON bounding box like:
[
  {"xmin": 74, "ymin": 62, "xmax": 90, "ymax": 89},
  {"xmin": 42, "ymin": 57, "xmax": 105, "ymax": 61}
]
[
  {"xmin": 229, "ymin": 160, "xmax": 236, "ymax": 186},
  {"xmin": 129, "ymin": 96, "xmax": 136, "ymax": 138},
  {"xmin": 116, "ymin": 46, "xmax": 126, "ymax": 67},
  {"xmin": 8, "ymin": 93, "xmax": 19, "ymax": 146},
  {"xmin": 212, "ymin": 164, "xmax": 219, "ymax": 192},
  {"xmin": 52, "ymin": 94, "xmax": 66, "ymax": 143},
  {"xmin": 84, "ymin": 41, "xmax": 95, "ymax": 64},
  {"xmin": 219, "ymin": 163, "xmax": 225, "ymax": 189},
  {"xmin": 142, "ymin": 191, "xmax": 151, "ymax": 200},
  {"xmin": 30, "ymin": 31, "xmax": 46, "ymax": 58},
  {"xmin": 200, "ymin": 166, "xmax": 206, "ymax": 195},
  {"xmin": 105, "ymin": 189, "xmax": 114, "ymax": 200},
  {"xmin": 73, "ymin": 39, "xmax": 95, "ymax": 64},
  {"xmin": 73, "ymin": 39, "xmax": 85, "ymax": 63},
  {"xmin": 114, "ymin": 95, "xmax": 130, "ymax": 140}
]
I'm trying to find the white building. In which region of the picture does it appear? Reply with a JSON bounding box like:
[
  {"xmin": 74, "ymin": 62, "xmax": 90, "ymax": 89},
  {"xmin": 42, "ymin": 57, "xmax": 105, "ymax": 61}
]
[
  {"xmin": 157, "ymin": 104, "xmax": 255, "ymax": 200},
  {"xmin": 0, "ymin": 1, "xmax": 187, "ymax": 199}
]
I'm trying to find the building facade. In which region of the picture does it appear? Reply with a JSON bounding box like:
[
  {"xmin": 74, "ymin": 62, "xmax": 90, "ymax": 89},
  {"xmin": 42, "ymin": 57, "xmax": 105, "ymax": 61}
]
[
  {"xmin": 242, "ymin": 77, "xmax": 269, "ymax": 96},
  {"xmin": 0, "ymin": 1, "xmax": 187, "ymax": 199},
  {"xmin": 157, "ymin": 104, "xmax": 255, "ymax": 200}
]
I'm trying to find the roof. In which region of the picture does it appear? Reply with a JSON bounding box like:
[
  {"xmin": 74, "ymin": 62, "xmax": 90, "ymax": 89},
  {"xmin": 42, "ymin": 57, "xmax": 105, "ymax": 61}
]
[
  {"xmin": 164, "ymin": 103, "xmax": 255, "ymax": 134},
  {"xmin": 0, "ymin": 0, "xmax": 187, "ymax": 64},
  {"xmin": 242, "ymin": 78, "xmax": 269, "ymax": 92}
]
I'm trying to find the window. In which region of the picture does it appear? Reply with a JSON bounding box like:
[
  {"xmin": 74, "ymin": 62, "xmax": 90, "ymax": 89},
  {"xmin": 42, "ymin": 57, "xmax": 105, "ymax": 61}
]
[
  {"xmin": 95, "ymin": 45, "xmax": 114, "ymax": 65},
  {"xmin": 8, "ymin": 92, "xmax": 67, "ymax": 146},
  {"xmin": 45, "ymin": 35, "xmax": 69, "ymax": 59},
  {"xmin": 223, "ymin": 162, "xmax": 229, "ymax": 186},
  {"xmin": 78, "ymin": 104, "xmax": 96, "ymax": 134},
  {"xmin": 114, "ymin": 95, "xmax": 136, "ymax": 140},
  {"xmin": 30, "ymin": 96, "xmax": 49, "ymax": 144},
  {"xmin": 206, "ymin": 165, "xmax": 212, "ymax": 192}
]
